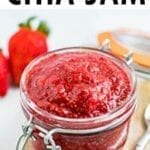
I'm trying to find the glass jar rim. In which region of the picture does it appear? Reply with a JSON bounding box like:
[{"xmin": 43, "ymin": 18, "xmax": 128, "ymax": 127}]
[{"xmin": 20, "ymin": 46, "xmax": 137, "ymax": 124}]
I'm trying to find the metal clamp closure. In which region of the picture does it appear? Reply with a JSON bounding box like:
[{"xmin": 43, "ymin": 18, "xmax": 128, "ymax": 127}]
[
  {"xmin": 16, "ymin": 117, "xmax": 34, "ymax": 150},
  {"xmin": 16, "ymin": 116, "xmax": 61, "ymax": 150}
]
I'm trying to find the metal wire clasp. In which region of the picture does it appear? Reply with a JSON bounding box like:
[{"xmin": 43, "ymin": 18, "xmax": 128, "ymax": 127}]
[
  {"xmin": 16, "ymin": 116, "xmax": 34, "ymax": 150},
  {"xmin": 44, "ymin": 129, "xmax": 61, "ymax": 150},
  {"xmin": 16, "ymin": 116, "xmax": 61, "ymax": 150}
]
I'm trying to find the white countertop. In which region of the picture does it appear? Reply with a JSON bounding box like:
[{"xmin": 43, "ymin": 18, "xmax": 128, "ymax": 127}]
[{"xmin": 0, "ymin": 10, "xmax": 150, "ymax": 150}]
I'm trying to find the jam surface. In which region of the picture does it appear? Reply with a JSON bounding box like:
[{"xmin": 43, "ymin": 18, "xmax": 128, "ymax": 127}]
[{"xmin": 25, "ymin": 51, "xmax": 131, "ymax": 118}]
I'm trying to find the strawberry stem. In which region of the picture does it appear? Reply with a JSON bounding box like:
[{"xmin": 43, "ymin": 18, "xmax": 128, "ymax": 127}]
[
  {"xmin": 19, "ymin": 17, "xmax": 50, "ymax": 36},
  {"xmin": 27, "ymin": 16, "xmax": 36, "ymax": 28},
  {"xmin": 37, "ymin": 21, "xmax": 50, "ymax": 36},
  {"xmin": 19, "ymin": 16, "xmax": 36, "ymax": 29}
]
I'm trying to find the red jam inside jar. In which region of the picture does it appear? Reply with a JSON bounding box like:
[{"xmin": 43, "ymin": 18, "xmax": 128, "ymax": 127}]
[{"xmin": 20, "ymin": 47, "xmax": 136, "ymax": 150}]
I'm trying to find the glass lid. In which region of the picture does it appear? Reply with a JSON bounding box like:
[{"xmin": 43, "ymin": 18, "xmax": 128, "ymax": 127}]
[{"xmin": 98, "ymin": 29, "xmax": 150, "ymax": 79}]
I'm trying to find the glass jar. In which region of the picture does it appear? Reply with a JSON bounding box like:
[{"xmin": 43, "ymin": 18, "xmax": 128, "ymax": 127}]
[{"xmin": 18, "ymin": 47, "xmax": 136, "ymax": 150}]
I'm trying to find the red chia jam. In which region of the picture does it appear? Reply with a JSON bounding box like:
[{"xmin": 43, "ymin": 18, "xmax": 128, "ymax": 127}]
[{"xmin": 20, "ymin": 47, "xmax": 136, "ymax": 150}]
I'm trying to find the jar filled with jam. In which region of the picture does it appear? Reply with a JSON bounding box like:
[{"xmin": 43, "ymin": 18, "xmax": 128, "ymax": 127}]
[{"xmin": 17, "ymin": 47, "xmax": 136, "ymax": 150}]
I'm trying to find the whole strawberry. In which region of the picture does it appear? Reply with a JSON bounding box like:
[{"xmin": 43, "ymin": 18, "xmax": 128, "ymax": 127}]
[
  {"xmin": 0, "ymin": 50, "xmax": 8, "ymax": 96},
  {"xmin": 9, "ymin": 17, "xmax": 50, "ymax": 85}
]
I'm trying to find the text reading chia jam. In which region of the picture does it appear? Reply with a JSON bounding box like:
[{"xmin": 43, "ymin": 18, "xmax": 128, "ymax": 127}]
[{"xmin": 9, "ymin": 0, "xmax": 145, "ymax": 5}]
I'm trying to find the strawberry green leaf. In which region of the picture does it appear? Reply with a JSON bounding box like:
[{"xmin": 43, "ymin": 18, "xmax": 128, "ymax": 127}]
[{"xmin": 37, "ymin": 21, "xmax": 50, "ymax": 37}]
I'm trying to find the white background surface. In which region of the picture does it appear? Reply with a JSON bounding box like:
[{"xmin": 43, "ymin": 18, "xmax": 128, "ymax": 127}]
[{"xmin": 0, "ymin": 10, "xmax": 150, "ymax": 150}]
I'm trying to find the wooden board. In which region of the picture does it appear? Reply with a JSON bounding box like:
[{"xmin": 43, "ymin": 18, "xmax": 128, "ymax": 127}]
[
  {"xmin": 124, "ymin": 78, "xmax": 150, "ymax": 150},
  {"xmin": 25, "ymin": 78, "xmax": 150, "ymax": 150}
]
